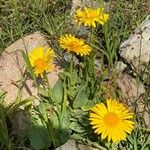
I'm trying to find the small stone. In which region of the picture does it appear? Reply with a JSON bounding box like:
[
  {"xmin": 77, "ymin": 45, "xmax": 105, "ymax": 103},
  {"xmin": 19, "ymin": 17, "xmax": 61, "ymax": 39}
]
[
  {"xmin": 12, "ymin": 109, "xmax": 30, "ymax": 136},
  {"xmin": 116, "ymin": 61, "xmax": 127, "ymax": 72},
  {"xmin": 56, "ymin": 140, "xmax": 98, "ymax": 150}
]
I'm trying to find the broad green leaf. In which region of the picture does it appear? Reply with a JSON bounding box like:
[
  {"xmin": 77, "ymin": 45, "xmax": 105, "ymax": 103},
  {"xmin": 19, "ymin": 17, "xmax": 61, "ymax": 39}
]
[
  {"xmin": 49, "ymin": 108, "xmax": 70, "ymax": 147},
  {"xmin": 73, "ymin": 91, "xmax": 89, "ymax": 108},
  {"xmin": 38, "ymin": 102, "xmax": 51, "ymax": 115},
  {"xmin": 61, "ymin": 109, "xmax": 70, "ymax": 129},
  {"xmin": 29, "ymin": 125, "xmax": 51, "ymax": 150},
  {"xmin": 52, "ymin": 80, "xmax": 63, "ymax": 103},
  {"xmin": 81, "ymin": 100, "xmax": 95, "ymax": 111},
  {"xmin": 70, "ymin": 109, "xmax": 87, "ymax": 119},
  {"xmin": 70, "ymin": 122, "xmax": 84, "ymax": 133}
]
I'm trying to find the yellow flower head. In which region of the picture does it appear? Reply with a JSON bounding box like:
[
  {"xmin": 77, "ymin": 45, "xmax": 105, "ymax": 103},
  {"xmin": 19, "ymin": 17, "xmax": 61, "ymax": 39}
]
[
  {"xmin": 89, "ymin": 99, "xmax": 134, "ymax": 143},
  {"xmin": 75, "ymin": 7, "xmax": 109, "ymax": 28},
  {"xmin": 29, "ymin": 46, "xmax": 55, "ymax": 77},
  {"xmin": 59, "ymin": 34, "xmax": 92, "ymax": 56}
]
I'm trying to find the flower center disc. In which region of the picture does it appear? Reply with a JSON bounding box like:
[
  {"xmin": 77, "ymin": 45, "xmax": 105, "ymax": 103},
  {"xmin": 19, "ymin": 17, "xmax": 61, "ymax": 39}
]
[
  {"xmin": 68, "ymin": 42, "xmax": 81, "ymax": 51},
  {"xmin": 85, "ymin": 13, "xmax": 97, "ymax": 19},
  {"xmin": 34, "ymin": 58, "xmax": 47, "ymax": 70},
  {"xmin": 103, "ymin": 112, "xmax": 119, "ymax": 127}
]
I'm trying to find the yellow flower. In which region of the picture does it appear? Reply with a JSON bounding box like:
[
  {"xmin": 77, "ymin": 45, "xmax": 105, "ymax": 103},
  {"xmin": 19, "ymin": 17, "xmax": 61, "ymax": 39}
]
[
  {"xmin": 89, "ymin": 99, "xmax": 134, "ymax": 143},
  {"xmin": 29, "ymin": 46, "xmax": 55, "ymax": 77},
  {"xmin": 75, "ymin": 7, "xmax": 109, "ymax": 28},
  {"xmin": 59, "ymin": 34, "xmax": 92, "ymax": 56}
]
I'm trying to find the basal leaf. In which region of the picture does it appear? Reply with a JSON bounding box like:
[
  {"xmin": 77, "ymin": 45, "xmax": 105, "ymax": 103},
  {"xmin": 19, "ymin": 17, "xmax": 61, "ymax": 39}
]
[
  {"xmin": 52, "ymin": 80, "xmax": 63, "ymax": 104},
  {"xmin": 73, "ymin": 91, "xmax": 88, "ymax": 108},
  {"xmin": 29, "ymin": 125, "xmax": 51, "ymax": 150}
]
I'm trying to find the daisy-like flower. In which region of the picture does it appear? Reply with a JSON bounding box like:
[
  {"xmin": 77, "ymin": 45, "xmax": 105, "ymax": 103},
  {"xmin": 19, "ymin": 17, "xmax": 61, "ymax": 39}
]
[
  {"xmin": 89, "ymin": 99, "xmax": 134, "ymax": 143},
  {"xmin": 75, "ymin": 7, "xmax": 109, "ymax": 28},
  {"xmin": 59, "ymin": 34, "xmax": 92, "ymax": 56},
  {"xmin": 29, "ymin": 46, "xmax": 55, "ymax": 77}
]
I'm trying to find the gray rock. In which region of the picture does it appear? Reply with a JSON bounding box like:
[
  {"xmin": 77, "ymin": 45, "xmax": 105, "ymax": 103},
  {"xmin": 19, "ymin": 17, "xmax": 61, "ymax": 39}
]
[
  {"xmin": 70, "ymin": 0, "xmax": 100, "ymax": 16},
  {"xmin": 116, "ymin": 61, "xmax": 127, "ymax": 72},
  {"xmin": 120, "ymin": 15, "xmax": 150, "ymax": 74},
  {"xmin": 117, "ymin": 72, "xmax": 150, "ymax": 126},
  {"xmin": 144, "ymin": 111, "xmax": 150, "ymax": 127},
  {"xmin": 117, "ymin": 72, "xmax": 148, "ymax": 123},
  {"xmin": 117, "ymin": 73, "xmax": 145, "ymax": 105},
  {"xmin": 0, "ymin": 31, "xmax": 62, "ymax": 105},
  {"xmin": 56, "ymin": 140, "xmax": 98, "ymax": 150},
  {"xmin": 12, "ymin": 109, "xmax": 30, "ymax": 136}
]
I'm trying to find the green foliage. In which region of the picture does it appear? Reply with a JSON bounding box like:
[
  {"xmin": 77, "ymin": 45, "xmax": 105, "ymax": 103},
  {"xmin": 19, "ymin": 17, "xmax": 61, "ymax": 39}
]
[
  {"xmin": 122, "ymin": 129, "xmax": 150, "ymax": 150},
  {"xmin": 73, "ymin": 89, "xmax": 95, "ymax": 111},
  {"xmin": 52, "ymin": 80, "xmax": 64, "ymax": 104},
  {"xmin": 0, "ymin": 91, "xmax": 13, "ymax": 150},
  {"xmin": 0, "ymin": 0, "xmax": 71, "ymax": 54},
  {"xmin": 29, "ymin": 125, "xmax": 51, "ymax": 149},
  {"xmin": 29, "ymin": 81, "xmax": 71, "ymax": 149},
  {"xmin": 73, "ymin": 91, "xmax": 88, "ymax": 108},
  {"xmin": 21, "ymin": 50, "xmax": 35, "ymax": 80},
  {"xmin": 0, "ymin": 90, "xmax": 32, "ymax": 149}
]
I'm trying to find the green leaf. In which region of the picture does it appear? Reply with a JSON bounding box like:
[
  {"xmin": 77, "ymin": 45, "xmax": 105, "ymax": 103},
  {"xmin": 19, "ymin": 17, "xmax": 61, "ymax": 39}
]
[
  {"xmin": 61, "ymin": 109, "xmax": 70, "ymax": 129},
  {"xmin": 29, "ymin": 125, "xmax": 51, "ymax": 150},
  {"xmin": 38, "ymin": 102, "xmax": 51, "ymax": 115},
  {"xmin": 70, "ymin": 122, "xmax": 84, "ymax": 133},
  {"xmin": 70, "ymin": 109, "xmax": 87, "ymax": 120},
  {"xmin": 0, "ymin": 90, "xmax": 5, "ymax": 103},
  {"xmin": 73, "ymin": 91, "xmax": 89, "ymax": 108},
  {"xmin": 54, "ymin": 108, "xmax": 71, "ymax": 134},
  {"xmin": 141, "ymin": 135, "xmax": 150, "ymax": 150},
  {"xmin": 81, "ymin": 100, "xmax": 95, "ymax": 111},
  {"xmin": 6, "ymin": 97, "xmax": 34, "ymax": 116},
  {"xmin": 39, "ymin": 87, "xmax": 49, "ymax": 97},
  {"xmin": 21, "ymin": 50, "xmax": 35, "ymax": 79},
  {"xmin": 49, "ymin": 108, "xmax": 70, "ymax": 147},
  {"xmin": 52, "ymin": 80, "xmax": 63, "ymax": 103}
]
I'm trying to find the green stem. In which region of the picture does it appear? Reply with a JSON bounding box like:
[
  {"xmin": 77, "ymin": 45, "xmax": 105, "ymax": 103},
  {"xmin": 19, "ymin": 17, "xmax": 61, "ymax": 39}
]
[
  {"xmin": 21, "ymin": 38, "xmax": 40, "ymax": 98},
  {"xmin": 110, "ymin": 142, "xmax": 118, "ymax": 150},
  {"xmin": 39, "ymin": 96, "xmax": 56, "ymax": 149},
  {"xmin": 139, "ymin": 127, "xmax": 150, "ymax": 132},
  {"xmin": 45, "ymin": 75, "xmax": 61, "ymax": 122},
  {"xmin": 69, "ymin": 56, "xmax": 74, "ymax": 97},
  {"xmin": 47, "ymin": 118, "xmax": 56, "ymax": 149},
  {"xmin": 103, "ymin": 25, "xmax": 112, "ymax": 66},
  {"xmin": 60, "ymin": 83, "xmax": 67, "ymax": 129},
  {"xmin": 15, "ymin": 74, "xmax": 27, "ymax": 104},
  {"xmin": 88, "ymin": 27, "xmax": 97, "ymax": 95}
]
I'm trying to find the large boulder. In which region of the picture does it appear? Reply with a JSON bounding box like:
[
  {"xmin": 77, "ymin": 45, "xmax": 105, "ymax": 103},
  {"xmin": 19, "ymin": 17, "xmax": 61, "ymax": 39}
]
[
  {"xmin": 117, "ymin": 73, "xmax": 150, "ymax": 126},
  {"xmin": 117, "ymin": 73, "xmax": 145, "ymax": 109},
  {"xmin": 118, "ymin": 16, "xmax": 150, "ymax": 127},
  {"xmin": 120, "ymin": 15, "xmax": 150, "ymax": 75},
  {"xmin": 0, "ymin": 31, "xmax": 61, "ymax": 105}
]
